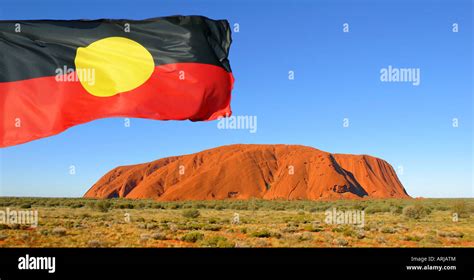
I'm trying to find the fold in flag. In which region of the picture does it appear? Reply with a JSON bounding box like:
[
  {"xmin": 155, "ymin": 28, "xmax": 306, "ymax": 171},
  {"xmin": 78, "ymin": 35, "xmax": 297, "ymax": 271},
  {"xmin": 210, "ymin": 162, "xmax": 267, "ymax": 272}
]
[{"xmin": 0, "ymin": 16, "xmax": 233, "ymax": 147}]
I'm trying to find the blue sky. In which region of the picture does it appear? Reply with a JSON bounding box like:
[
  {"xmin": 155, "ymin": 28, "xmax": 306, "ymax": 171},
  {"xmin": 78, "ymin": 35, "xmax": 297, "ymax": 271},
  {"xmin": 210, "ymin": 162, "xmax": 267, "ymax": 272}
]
[{"xmin": 0, "ymin": 0, "xmax": 472, "ymax": 198}]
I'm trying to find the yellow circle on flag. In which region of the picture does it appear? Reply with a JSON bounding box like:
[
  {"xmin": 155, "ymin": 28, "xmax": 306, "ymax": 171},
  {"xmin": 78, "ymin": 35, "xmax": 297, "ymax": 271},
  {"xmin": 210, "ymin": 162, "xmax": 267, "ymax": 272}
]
[{"xmin": 74, "ymin": 37, "xmax": 154, "ymax": 97}]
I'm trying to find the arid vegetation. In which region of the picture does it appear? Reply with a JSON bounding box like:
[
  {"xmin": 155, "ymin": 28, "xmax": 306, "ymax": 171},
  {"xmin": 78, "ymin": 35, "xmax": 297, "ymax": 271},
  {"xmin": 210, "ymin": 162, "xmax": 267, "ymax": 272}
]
[{"xmin": 0, "ymin": 197, "xmax": 472, "ymax": 247}]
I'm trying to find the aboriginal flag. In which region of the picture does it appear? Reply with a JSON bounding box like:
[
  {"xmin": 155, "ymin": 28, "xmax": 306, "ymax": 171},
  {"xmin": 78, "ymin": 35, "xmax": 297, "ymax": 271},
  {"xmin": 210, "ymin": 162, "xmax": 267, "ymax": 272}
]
[{"xmin": 0, "ymin": 16, "xmax": 233, "ymax": 147}]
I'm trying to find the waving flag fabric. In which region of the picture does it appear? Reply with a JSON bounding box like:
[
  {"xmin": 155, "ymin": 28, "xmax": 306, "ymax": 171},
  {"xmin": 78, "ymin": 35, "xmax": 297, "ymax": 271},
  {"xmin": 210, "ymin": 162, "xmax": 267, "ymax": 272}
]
[{"xmin": 0, "ymin": 16, "xmax": 233, "ymax": 147}]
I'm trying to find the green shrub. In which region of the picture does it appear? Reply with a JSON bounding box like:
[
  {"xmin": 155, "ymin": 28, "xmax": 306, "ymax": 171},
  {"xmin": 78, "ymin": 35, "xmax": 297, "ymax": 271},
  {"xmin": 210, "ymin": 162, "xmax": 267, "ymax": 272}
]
[
  {"xmin": 117, "ymin": 203, "xmax": 134, "ymax": 209},
  {"xmin": 403, "ymin": 204, "xmax": 431, "ymax": 219},
  {"xmin": 390, "ymin": 206, "xmax": 403, "ymax": 215},
  {"xmin": 215, "ymin": 205, "xmax": 225, "ymax": 211},
  {"xmin": 452, "ymin": 201, "xmax": 470, "ymax": 218},
  {"xmin": 145, "ymin": 223, "xmax": 159, "ymax": 230},
  {"xmin": 437, "ymin": 231, "xmax": 464, "ymax": 238},
  {"xmin": 194, "ymin": 203, "xmax": 207, "ymax": 209},
  {"xmin": 355, "ymin": 230, "xmax": 365, "ymax": 239},
  {"xmin": 401, "ymin": 235, "xmax": 423, "ymax": 242},
  {"xmin": 202, "ymin": 236, "xmax": 235, "ymax": 248},
  {"xmin": 331, "ymin": 225, "xmax": 355, "ymax": 237},
  {"xmin": 380, "ymin": 227, "xmax": 396, "ymax": 234},
  {"xmin": 303, "ymin": 224, "xmax": 323, "ymax": 232},
  {"xmin": 87, "ymin": 240, "xmax": 104, "ymax": 247},
  {"xmin": 0, "ymin": 224, "xmax": 10, "ymax": 230},
  {"xmin": 333, "ymin": 238, "xmax": 349, "ymax": 247},
  {"xmin": 434, "ymin": 204, "xmax": 450, "ymax": 211},
  {"xmin": 69, "ymin": 202, "xmax": 84, "ymax": 209},
  {"xmin": 182, "ymin": 209, "xmax": 200, "ymax": 219},
  {"xmin": 178, "ymin": 223, "xmax": 204, "ymax": 230},
  {"xmin": 151, "ymin": 232, "xmax": 168, "ymax": 240},
  {"xmin": 168, "ymin": 203, "xmax": 182, "ymax": 209},
  {"xmin": 297, "ymin": 232, "xmax": 313, "ymax": 241},
  {"xmin": 86, "ymin": 201, "xmax": 96, "ymax": 209},
  {"xmin": 52, "ymin": 227, "xmax": 67, "ymax": 236},
  {"xmin": 249, "ymin": 229, "xmax": 272, "ymax": 238},
  {"xmin": 96, "ymin": 200, "xmax": 112, "ymax": 213},
  {"xmin": 365, "ymin": 205, "xmax": 391, "ymax": 214},
  {"xmin": 133, "ymin": 202, "xmax": 144, "ymax": 209},
  {"xmin": 181, "ymin": 231, "xmax": 204, "ymax": 243},
  {"xmin": 203, "ymin": 225, "xmax": 222, "ymax": 231}
]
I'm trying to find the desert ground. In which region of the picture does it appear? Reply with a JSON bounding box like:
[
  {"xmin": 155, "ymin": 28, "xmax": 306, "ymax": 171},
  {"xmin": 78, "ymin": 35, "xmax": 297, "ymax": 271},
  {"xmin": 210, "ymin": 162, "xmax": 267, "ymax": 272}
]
[{"xmin": 0, "ymin": 198, "xmax": 472, "ymax": 247}]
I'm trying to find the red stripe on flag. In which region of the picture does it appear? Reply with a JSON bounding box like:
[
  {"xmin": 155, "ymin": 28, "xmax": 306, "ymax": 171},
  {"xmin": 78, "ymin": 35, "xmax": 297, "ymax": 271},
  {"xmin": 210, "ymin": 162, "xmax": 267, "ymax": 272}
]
[{"xmin": 0, "ymin": 63, "xmax": 234, "ymax": 147}]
